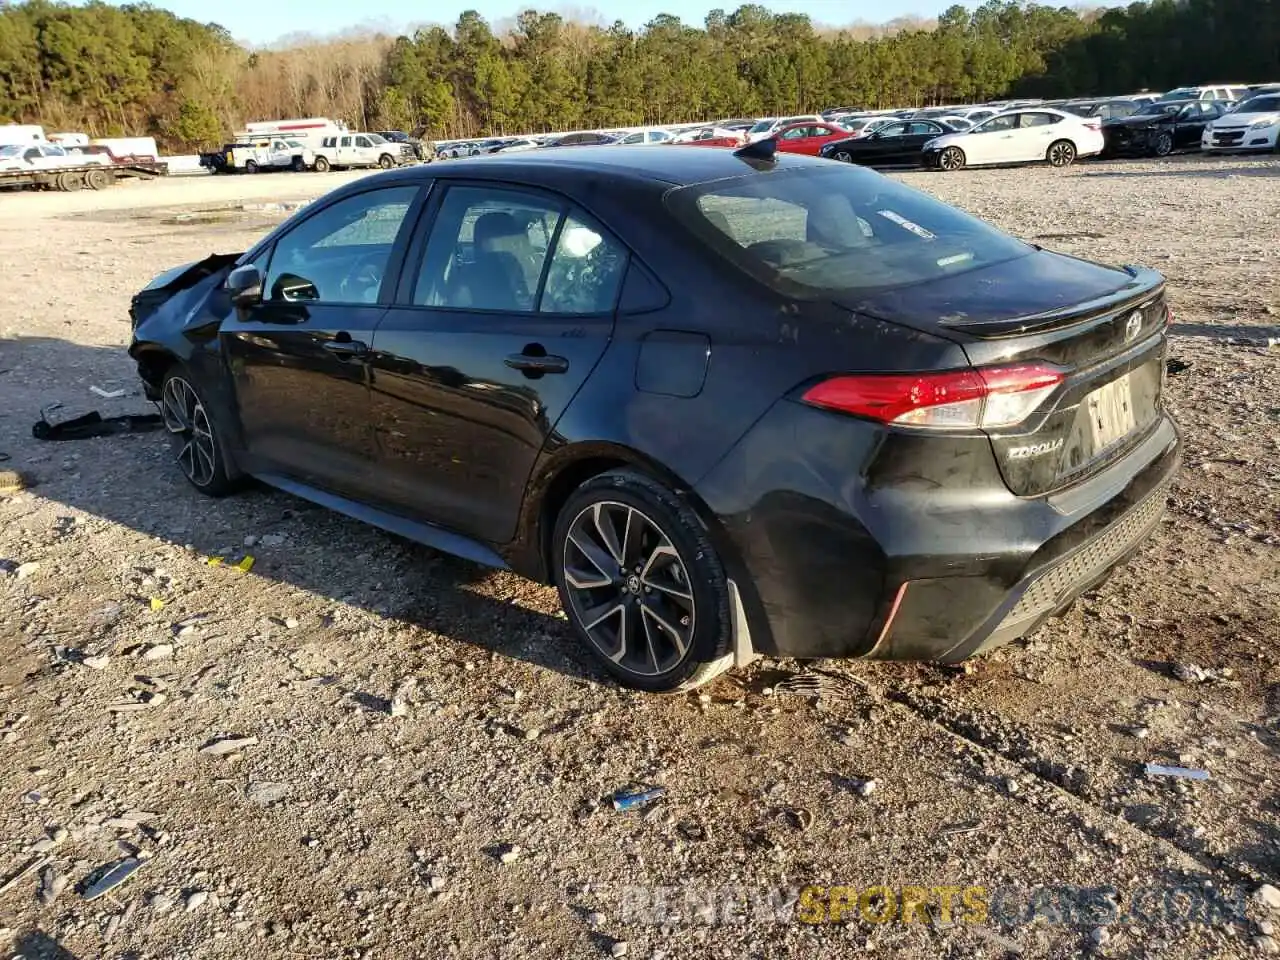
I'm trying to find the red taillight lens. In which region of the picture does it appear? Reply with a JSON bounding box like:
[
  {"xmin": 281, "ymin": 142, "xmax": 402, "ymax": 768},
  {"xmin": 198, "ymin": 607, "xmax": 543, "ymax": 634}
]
[
  {"xmin": 802, "ymin": 364, "xmax": 1064, "ymax": 430},
  {"xmin": 1165, "ymin": 302, "xmax": 1174, "ymax": 326}
]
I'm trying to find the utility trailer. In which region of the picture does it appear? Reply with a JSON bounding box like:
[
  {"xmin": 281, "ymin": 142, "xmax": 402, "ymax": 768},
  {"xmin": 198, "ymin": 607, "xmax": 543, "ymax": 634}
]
[{"xmin": 0, "ymin": 159, "xmax": 168, "ymax": 192}]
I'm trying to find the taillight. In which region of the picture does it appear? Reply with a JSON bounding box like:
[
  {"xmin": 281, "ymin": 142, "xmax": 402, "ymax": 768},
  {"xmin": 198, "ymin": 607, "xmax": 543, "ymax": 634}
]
[
  {"xmin": 1084, "ymin": 120, "xmax": 1102, "ymax": 131},
  {"xmin": 1165, "ymin": 302, "xmax": 1174, "ymax": 326},
  {"xmin": 801, "ymin": 364, "xmax": 1064, "ymax": 430}
]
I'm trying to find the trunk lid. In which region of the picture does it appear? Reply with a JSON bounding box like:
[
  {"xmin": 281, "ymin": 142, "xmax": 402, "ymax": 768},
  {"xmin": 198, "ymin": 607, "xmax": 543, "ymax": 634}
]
[{"xmin": 838, "ymin": 250, "xmax": 1169, "ymax": 498}]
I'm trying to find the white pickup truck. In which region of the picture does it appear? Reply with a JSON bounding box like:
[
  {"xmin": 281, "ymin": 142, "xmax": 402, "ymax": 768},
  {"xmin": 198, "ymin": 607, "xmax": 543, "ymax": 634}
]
[
  {"xmin": 227, "ymin": 138, "xmax": 315, "ymax": 173},
  {"xmin": 313, "ymin": 133, "xmax": 416, "ymax": 172}
]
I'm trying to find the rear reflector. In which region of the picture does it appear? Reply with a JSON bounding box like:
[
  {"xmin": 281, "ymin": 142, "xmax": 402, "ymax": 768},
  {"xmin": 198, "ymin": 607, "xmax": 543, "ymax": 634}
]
[{"xmin": 802, "ymin": 364, "xmax": 1064, "ymax": 429}]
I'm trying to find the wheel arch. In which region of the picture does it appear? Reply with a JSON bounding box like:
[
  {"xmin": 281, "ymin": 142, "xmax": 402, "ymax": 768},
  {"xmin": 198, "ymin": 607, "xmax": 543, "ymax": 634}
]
[
  {"xmin": 130, "ymin": 342, "xmax": 182, "ymax": 400},
  {"xmin": 511, "ymin": 439, "xmax": 777, "ymax": 657}
]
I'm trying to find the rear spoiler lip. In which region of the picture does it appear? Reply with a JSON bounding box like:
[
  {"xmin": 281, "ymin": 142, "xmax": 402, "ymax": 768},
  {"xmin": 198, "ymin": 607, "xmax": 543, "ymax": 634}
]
[{"xmin": 936, "ymin": 264, "xmax": 1166, "ymax": 338}]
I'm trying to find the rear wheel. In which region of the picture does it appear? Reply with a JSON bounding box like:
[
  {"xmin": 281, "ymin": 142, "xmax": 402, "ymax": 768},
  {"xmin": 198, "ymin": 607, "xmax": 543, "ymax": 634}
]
[
  {"xmin": 1047, "ymin": 139, "xmax": 1076, "ymax": 167},
  {"xmin": 244, "ymin": 160, "xmax": 258, "ymax": 174},
  {"xmin": 85, "ymin": 167, "xmax": 112, "ymax": 190},
  {"xmin": 378, "ymin": 153, "xmax": 395, "ymax": 169},
  {"xmin": 552, "ymin": 470, "xmax": 733, "ymax": 693},
  {"xmin": 313, "ymin": 155, "xmax": 330, "ymax": 173},
  {"xmin": 938, "ymin": 146, "xmax": 966, "ymax": 171},
  {"xmin": 291, "ymin": 156, "xmax": 306, "ymax": 172},
  {"xmin": 160, "ymin": 368, "xmax": 236, "ymax": 496},
  {"xmin": 1152, "ymin": 132, "xmax": 1174, "ymax": 157}
]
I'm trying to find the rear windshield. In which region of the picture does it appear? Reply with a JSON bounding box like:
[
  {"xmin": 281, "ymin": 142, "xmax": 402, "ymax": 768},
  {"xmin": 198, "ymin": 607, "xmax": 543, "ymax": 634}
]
[{"xmin": 666, "ymin": 165, "xmax": 1032, "ymax": 296}]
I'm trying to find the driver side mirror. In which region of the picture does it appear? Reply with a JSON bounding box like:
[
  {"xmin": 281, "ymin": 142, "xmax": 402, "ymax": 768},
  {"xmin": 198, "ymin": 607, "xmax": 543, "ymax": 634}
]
[{"xmin": 225, "ymin": 265, "xmax": 263, "ymax": 308}]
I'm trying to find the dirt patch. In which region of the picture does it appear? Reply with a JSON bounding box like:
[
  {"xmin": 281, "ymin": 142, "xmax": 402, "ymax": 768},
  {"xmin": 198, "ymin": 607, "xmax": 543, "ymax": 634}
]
[{"xmin": 0, "ymin": 155, "xmax": 1277, "ymax": 960}]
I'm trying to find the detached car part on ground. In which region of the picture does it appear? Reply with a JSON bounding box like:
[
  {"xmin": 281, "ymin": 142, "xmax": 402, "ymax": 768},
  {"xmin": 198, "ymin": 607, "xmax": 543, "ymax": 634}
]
[{"xmin": 128, "ymin": 145, "xmax": 1180, "ymax": 693}]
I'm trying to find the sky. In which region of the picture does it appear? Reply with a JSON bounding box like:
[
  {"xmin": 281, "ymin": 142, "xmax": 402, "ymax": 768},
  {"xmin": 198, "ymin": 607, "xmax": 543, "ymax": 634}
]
[{"xmin": 137, "ymin": 0, "xmax": 968, "ymax": 47}]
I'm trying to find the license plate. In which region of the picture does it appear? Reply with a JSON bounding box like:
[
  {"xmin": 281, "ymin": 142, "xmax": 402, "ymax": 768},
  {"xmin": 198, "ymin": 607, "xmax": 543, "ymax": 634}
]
[{"xmin": 1086, "ymin": 373, "xmax": 1136, "ymax": 450}]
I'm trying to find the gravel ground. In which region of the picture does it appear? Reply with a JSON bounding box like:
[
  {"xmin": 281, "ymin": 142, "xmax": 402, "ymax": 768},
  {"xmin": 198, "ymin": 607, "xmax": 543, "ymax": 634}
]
[{"xmin": 0, "ymin": 157, "xmax": 1277, "ymax": 960}]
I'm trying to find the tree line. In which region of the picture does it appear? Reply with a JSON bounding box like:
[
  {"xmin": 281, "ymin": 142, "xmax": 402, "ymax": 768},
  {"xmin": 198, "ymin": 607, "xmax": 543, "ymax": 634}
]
[{"xmin": 0, "ymin": 0, "xmax": 1276, "ymax": 149}]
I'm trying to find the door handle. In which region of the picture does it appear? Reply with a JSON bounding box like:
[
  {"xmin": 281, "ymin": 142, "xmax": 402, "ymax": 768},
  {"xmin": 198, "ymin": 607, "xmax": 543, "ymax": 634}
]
[
  {"xmin": 505, "ymin": 351, "xmax": 569, "ymax": 375},
  {"xmin": 324, "ymin": 337, "xmax": 368, "ymax": 358}
]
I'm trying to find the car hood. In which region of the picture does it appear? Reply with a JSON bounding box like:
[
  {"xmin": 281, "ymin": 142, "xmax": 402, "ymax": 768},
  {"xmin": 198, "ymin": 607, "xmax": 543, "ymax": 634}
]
[
  {"xmin": 833, "ymin": 248, "xmax": 1145, "ymax": 336},
  {"xmin": 1211, "ymin": 111, "xmax": 1280, "ymax": 128}
]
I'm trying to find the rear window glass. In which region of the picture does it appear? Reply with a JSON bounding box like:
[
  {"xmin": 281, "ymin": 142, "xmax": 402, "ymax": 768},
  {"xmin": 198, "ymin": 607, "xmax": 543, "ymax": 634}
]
[{"xmin": 666, "ymin": 166, "xmax": 1031, "ymax": 296}]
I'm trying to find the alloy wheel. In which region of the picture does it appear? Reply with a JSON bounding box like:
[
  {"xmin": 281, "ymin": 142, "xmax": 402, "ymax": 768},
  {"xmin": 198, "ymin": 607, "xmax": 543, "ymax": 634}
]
[
  {"xmin": 161, "ymin": 376, "xmax": 217, "ymax": 487},
  {"xmin": 939, "ymin": 146, "xmax": 965, "ymax": 171},
  {"xmin": 561, "ymin": 501, "xmax": 695, "ymax": 678},
  {"xmin": 1155, "ymin": 132, "xmax": 1173, "ymax": 156},
  {"xmin": 1048, "ymin": 140, "xmax": 1076, "ymax": 167},
  {"xmin": 835, "ymin": 150, "xmax": 853, "ymax": 162}
]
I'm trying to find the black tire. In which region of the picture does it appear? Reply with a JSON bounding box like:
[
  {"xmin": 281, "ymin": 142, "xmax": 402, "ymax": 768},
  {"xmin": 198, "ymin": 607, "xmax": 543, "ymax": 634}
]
[
  {"xmin": 834, "ymin": 150, "xmax": 853, "ymax": 163},
  {"xmin": 1152, "ymin": 132, "xmax": 1174, "ymax": 157},
  {"xmin": 244, "ymin": 160, "xmax": 258, "ymax": 174},
  {"xmin": 1046, "ymin": 139, "xmax": 1076, "ymax": 168},
  {"xmin": 551, "ymin": 469, "xmax": 732, "ymax": 693},
  {"xmin": 378, "ymin": 153, "xmax": 394, "ymax": 169},
  {"xmin": 291, "ymin": 156, "xmax": 306, "ymax": 172},
  {"xmin": 86, "ymin": 167, "xmax": 111, "ymax": 190},
  {"xmin": 314, "ymin": 155, "xmax": 330, "ymax": 173},
  {"xmin": 159, "ymin": 366, "xmax": 237, "ymax": 497},
  {"xmin": 938, "ymin": 145, "xmax": 966, "ymax": 171}
]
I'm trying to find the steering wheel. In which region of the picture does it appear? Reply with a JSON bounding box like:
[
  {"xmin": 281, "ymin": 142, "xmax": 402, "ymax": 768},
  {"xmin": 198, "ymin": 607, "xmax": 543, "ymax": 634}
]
[{"xmin": 339, "ymin": 251, "xmax": 385, "ymax": 303}]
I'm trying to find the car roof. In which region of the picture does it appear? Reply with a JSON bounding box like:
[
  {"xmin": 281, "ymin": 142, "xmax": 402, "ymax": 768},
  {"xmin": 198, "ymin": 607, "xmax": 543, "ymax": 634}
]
[{"xmin": 366, "ymin": 144, "xmax": 833, "ymax": 188}]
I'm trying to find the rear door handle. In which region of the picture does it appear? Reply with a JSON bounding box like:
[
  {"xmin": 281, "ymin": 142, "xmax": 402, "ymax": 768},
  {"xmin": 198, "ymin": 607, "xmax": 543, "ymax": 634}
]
[
  {"xmin": 324, "ymin": 338, "xmax": 368, "ymax": 358},
  {"xmin": 505, "ymin": 352, "xmax": 569, "ymax": 375}
]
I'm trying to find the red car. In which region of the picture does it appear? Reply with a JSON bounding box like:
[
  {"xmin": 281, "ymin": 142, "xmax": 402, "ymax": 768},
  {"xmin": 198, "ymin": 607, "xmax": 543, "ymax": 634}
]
[
  {"xmin": 773, "ymin": 122, "xmax": 854, "ymax": 156},
  {"xmin": 672, "ymin": 127, "xmax": 747, "ymax": 148}
]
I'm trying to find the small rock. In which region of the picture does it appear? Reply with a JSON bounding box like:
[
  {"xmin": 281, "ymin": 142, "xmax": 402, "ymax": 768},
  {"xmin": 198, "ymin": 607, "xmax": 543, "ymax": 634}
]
[
  {"xmin": 497, "ymin": 843, "xmax": 521, "ymax": 864},
  {"xmin": 185, "ymin": 890, "xmax": 208, "ymax": 912},
  {"xmin": 1005, "ymin": 777, "xmax": 1020, "ymax": 795},
  {"xmin": 141, "ymin": 644, "xmax": 173, "ymax": 661},
  {"xmin": 1128, "ymin": 725, "xmax": 1150, "ymax": 739},
  {"xmin": 82, "ymin": 654, "xmax": 111, "ymax": 670},
  {"xmin": 284, "ymin": 617, "xmax": 299, "ymax": 629},
  {"xmin": 38, "ymin": 866, "xmax": 67, "ymax": 906},
  {"xmin": 855, "ymin": 778, "xmax": 877, "ymax": 797},
  {"xmin": 610, "ymin": 941, "xmax": 629, "ymax": 958},
  {"xmin": 246, "ymin": 782, "xmax": 289, "ymax": 805},
  {"xmin": 587, "ymin": 911, "xmax": 605, "ymax": 927},
  {"xmin": 200, "ymin": 736, "xmax": 259, "ymax": 756},
  {"xmin": 14, "ymin": 561, "xmax": 40, "ymax": 580},
  {"xmin": 260, "ymin": 533, "xmax": 286, "ymax": 547},
  {"xmin": 523, "ymin": 727, "xmax": 541, "ymax": 741},
  {"xmin": 427, "ymin": 875, "xmax": 447, "ymax": 893},
  {"xmin": 1256, "ymin": 884, "xmax": 1280, "ymax": 911},
  {"xmin": 49, "ymin": 826, "xmax": 68, "ymax": 845},
  {"xmin": 1255, "ymin": 935, "xmax": 1279, "ymax": 955},
  {"xmin": 1090, "ymin": 926, "xmax": 1110, "ymax": 947},
  {"xmin": 150, "ymin": 893, "xmax": 174, "ymax": 914},
  {"xmin": 390, "ymin": 678, "xmax": 416, "ymax": 718},
  {"xmin": 1259, "ymin": 920, "xmax": 1276, "ymax": 936},
  {"xmin": 243, "ymin": 535, "xmax": 258, "ymax": 547}
]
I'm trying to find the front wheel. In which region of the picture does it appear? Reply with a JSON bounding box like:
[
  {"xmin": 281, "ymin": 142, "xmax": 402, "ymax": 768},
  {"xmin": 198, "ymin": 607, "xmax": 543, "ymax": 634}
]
[
  {"xmin": 552, "ymin": 470, "xmax": 733, "ymax": 693},
  {"xmin": 1152, "ymin": 132, "xmax": 1174, "ymax": 157},
  {"xmin": 244, "ymin": 160, "xmax": 258, "ymax": 174},
  {"xmin": 834, "ymin": 150, "xmax": 853, "ymax": 163},
  {"xmin": 1047, "ymin": 139, "xmax": 1076, "ymax": 167},
  {"xmin": 378, "ymin": 153, "xmax": 394, "ymax": 169},
  {"xmin": 938, "ymin": 146, "xmax": 966, "ymax": 171},
  {"xmin": 160, "ymin": 368, "xmax": 236, "ymax": 496},
  {"xmin": 313, "ymin": 155, "xmax": 330, "ymax": 173}
]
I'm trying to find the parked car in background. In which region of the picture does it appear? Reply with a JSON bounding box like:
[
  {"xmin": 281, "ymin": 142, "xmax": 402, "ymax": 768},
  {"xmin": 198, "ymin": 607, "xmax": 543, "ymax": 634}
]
[
  {"xmin": 938, "ymin": 116, "xmax": 974, "ymax": 131},
  {"xmin": 545, "ymin": 132, "xmax": 621, "ymax": 147},
  {"xmin": 961, "ymin": 108, "xmax": 1000, "ymax": 124},
  {"xmin": 314, "ymin": 132, "xmax": 415, "ymax": 172},
  {"xmin": 821, "ymin": 119, "xmax": 961, "ymax": 167},
  {"xmin": 616, "ymin": 129, "xmax": 675, "ymax": 145},
  {"xmin": 672, "ymin": 126, "xmax": 746, "ymax": 147},
  {"xmin": 1201, "ymin": 92, "xmax": 1280, "ymax": 152},
  {"xmin": 773, "ymin": 122, "xmax": 859, "ymax": 155},
  {"xmin": 1102, "ymin": 99, "xmax": 1231, "ymax": 157},
  {"xmin": 923, "ymin": 109, "xmax": 1103, "ymax": 170},
  {"xmin": 1062, "ymin": 99, "xmax": 1142, "ymax": 121},
  {"xmin": 745, "ymin": 115, "xmax": 823, "ymax": 141},
  {"xmin": 1159, "ymin": 84, "xmax": 1250, "ymax": 103},
  {"xmin": 490, "ymin": 138, "xmax": 540, "ymax": 153},
  {"xmin": 835, "ymin": 116, "xmax": 897, "ymax": 137}
]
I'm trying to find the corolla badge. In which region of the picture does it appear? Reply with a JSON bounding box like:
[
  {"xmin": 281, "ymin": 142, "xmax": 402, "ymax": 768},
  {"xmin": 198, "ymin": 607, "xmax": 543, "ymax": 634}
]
[
  {"xmin": 1124, "ymin": 310, "xmax": 1143, "ymax": 342},
  {"xmin": 1008, "ymin": 437, "xmax": 1065, "ymax": 461}
]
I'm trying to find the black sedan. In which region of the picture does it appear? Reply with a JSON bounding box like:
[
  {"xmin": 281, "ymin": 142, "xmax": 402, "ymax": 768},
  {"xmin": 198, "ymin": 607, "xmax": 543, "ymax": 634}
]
[
  {"xmin": 129, "ymin": 146, "xmax": 1180, "ymax": 692},
  {"xmin": 1102, "ymin": 99, "xmax": 1231, "ymax": 157},
  {"xmin": 818, "ymin": 119, "xmax": 959, "ymax": 167}
]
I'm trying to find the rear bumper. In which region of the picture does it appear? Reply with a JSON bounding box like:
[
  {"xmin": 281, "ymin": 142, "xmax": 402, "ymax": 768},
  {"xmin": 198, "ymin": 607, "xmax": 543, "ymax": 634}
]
[{"xmin": 698, "ymin": 400, "xmax": 1181, "ymax": 663}]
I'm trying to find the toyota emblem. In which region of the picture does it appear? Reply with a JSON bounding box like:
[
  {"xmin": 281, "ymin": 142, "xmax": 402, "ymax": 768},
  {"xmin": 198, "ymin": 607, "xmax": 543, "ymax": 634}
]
[{"xmin": 1124, "ymin": 310, "xmax": 1143, "ymax": 342}]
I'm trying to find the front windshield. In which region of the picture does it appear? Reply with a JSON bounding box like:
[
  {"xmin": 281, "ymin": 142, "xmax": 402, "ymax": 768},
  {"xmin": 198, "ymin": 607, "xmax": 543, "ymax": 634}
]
[
  {"xmin": 748, "ymin": 120, "xmax": 774, "ymax": 134},
  {"xmin": 367, "ymin": 134, "xmax": 386, "ymax": 144},
  {"xmin": 668, "ymin": 165, "xmax": 1032, "ymax": 296}
]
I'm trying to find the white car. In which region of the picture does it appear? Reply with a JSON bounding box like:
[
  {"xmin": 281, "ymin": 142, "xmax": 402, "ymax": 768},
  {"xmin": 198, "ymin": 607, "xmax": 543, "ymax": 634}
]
[
  {"xmin": 745, "ymin": 114, "xmax": 822, "ymax": 142},
  {"xmin": 922, "ymin": 108, "xmax": 1104, "ymax": 171},
  {"xmin": 0, "ymin": 142, "xmax": 110, "ymax": 172},
  {"xmin": 1202, "ymin": 93, "xmax": 1280, "ymax": 152},
  {"xmin": 616, "ymin": 129, "xmax": 675, "ymax": 145}
]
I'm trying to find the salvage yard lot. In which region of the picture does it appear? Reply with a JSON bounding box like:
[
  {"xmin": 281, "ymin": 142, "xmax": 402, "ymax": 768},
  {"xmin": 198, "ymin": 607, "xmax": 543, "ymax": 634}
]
[{"xmin": 0, "ymin": 158, "xmax": 1277, "ymax": 959}]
